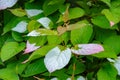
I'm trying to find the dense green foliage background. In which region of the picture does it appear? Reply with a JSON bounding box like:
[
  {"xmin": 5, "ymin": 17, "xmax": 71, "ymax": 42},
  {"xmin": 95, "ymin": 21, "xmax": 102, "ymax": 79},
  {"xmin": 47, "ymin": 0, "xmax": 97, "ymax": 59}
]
[{"xmin": 0, "ymin": 0, "xmax": 120, "ymax": 80}]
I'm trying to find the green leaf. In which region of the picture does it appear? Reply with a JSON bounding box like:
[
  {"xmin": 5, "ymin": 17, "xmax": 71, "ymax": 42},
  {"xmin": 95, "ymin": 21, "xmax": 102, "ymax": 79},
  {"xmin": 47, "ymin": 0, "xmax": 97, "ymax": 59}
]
[
  {"xmin": 27, "ymin": 20, "xmax": 40, "ymax": 32},
  {"xmin": 111, "ymin": 0, "xmax": 120, "ymax": 8},
  {"xmin": 69, "ymin": 7, "xmax": 85, "ymax": 20},
  {"xmin": 103, "ymin": 35, "xmax": 120, "ymax": 54},
  {"xmin": 102, "ymin": 9, "xmax": 119, "ymax": 24},
  {"xmin": 92, "ymin": 45, "xmax": 117, "ymax": 58},
  {"xmin": 100, "ymin": 0, "xmax": 111, "ymax": 7},
  {"xmin": 25, "ymin": 45, "xmax": 56, "ymax": 62},
  {"xmin": 0, "ymin": 34, "xmax": 9, "ymax": 49},
  {"xmin": 9, "ymin": 8, "xmax": 26, "ymax": 17},
  {"xmin": 0, "ymin": 68, "xmax": 19, "ymax": 80},
  {"xmin": 71, "ymin": 20, "xmax": 93, "ymax": 45},
  {"xmin": 1, "ymin": 42, "xmax": 25, "ymax": 62},
  {"xmin": 61, "ymin": 32, "xmax": 70, "ymax": 45},
  {"xmin": 43, "ymin": 69, "xmax": 69, "ymax": 80},
  {"xmin": 94, "ymin": 27, "xmax": 117, "ymax": 42},
  {"xmin": 97, "ymin": 63, "xmax": 117, "ymax": 80},
  {"xmin": 47, "ymin": 35, "xmax": 62, "ymax": 45},
  {"xmin": 28, "ymin": 36, "xmax": 47, "ymax": 46},
  {"xmin": 16, "ymin": 55, "xmax": 30, "ymax": 75},
  {"xmin": 23, "ymin": 58, "xmax": 47, "ymax": 77},
  {"xmin": 91, "ymin": 15, "xmax": 110, "ymax": 29},
  {"xmin": 43, "ymin": 0, "xmax": 65, "ymax": 16},
  {"xmin": 12, "ymin": 31, "xmax": 23, "ymax": 42},
  {"xmin": 66, "ymin": 61, "xmax": 85, "ymax": 75}
]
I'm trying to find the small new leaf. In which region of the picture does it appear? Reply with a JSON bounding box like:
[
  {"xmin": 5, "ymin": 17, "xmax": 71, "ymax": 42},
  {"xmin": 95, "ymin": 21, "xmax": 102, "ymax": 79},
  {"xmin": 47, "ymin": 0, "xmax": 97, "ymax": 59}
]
[{"xmin": 24, "ymin": 41, "xmax": 40, "ymax": 54}]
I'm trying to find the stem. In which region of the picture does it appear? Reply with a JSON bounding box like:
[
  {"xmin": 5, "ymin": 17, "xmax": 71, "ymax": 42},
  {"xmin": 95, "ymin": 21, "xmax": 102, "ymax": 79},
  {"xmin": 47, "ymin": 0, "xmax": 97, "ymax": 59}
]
[{"xmin": 71, "ymin": 63, "xmax": 76, "ymax": 80}]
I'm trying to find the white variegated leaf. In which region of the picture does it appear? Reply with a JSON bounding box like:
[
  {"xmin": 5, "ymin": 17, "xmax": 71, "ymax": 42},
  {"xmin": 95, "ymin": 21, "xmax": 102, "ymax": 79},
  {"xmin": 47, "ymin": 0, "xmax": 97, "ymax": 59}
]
[
  {"xmin": 50, "ymin": 77, "xmax": 58, "ymax": 80},
  {"xmin": 77, "ymin": 76, "xmax": 86, "ymax": 80},
  {"xmin": 37, "ymin": 17, "xmax": 52, "ymax": 29},
  {"xmin": 12, "ymin": 21, "xmax": 28, "ymax": 33},
  {"xmin": 71, "ymin": 44, "xmax": 104, "ymax": 55},
  {"xmin": 26, "ymin": 9, "xmax": 43, "ymax": 18},
  {"xmin": 44, "ymin": 47, "xmax": 71, "ymax": 73},
  {"xmin": 0, "ymin": 0, "xmax": 18, "ymax": 10},
  {"xmin": 107, "ymin": 57, "xmax": 120, "ymax": 75},
  {"xmin": 27, "ymin": 30, "xmax": 40, "ymax": 36},
  {"xmin": 27, "ymin": 29, "xmax": 58, "ymax": 36}
]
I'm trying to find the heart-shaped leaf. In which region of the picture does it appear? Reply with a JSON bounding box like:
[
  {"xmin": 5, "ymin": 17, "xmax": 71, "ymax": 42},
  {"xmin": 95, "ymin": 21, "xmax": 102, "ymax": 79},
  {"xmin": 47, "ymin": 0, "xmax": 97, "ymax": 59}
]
[{"xmin": 44, "ymin": 46, "xmax": 71, "ymax": 73}]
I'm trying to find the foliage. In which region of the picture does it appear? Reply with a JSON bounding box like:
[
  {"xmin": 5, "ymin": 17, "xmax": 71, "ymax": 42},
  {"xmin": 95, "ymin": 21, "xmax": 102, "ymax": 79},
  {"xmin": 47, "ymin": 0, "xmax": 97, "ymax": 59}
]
[{"xmin": 0, "ymin": 0, "xmax": 120, "ymax": 80}]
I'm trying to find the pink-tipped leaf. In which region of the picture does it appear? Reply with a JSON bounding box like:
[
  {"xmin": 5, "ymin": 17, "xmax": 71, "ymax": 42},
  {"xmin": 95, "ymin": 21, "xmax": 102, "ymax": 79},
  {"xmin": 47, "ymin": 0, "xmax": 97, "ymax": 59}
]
[
  {"xmin": 24, "ymin": 41, "xmax": 40, "ymax": 54},
  {"xmin": 71, "ymin": 44, "xmax": 104, "ymax": 55}
]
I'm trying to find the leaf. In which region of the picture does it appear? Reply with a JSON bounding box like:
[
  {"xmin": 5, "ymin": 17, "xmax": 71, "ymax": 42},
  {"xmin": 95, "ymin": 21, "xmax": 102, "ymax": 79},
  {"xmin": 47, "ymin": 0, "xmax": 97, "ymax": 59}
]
[
  {"xmin": 70, "ymin": 20, "xmax": 93, "ymax": 45},
  {"xmin": 102, "ymin": 9, "xmax": 119, "ymax": 23},
  {"xmin": 27, "ymin": 20, "xmax": 40, "ymax": 32},
  {"xmin": 57, "ymin": 26, "xmax": 67, "ymax": 35},
  {"xmin": 77, "ymin": 76, "xmax": 86, "ymax": 80},
  {"xmin": 1, "ymin": 42, "xmax": 25, "ymax": 62},
  {"xmin": 107, "ymin": 56, "xmax": 120, "ymax": 76},
  {"xmin": 15, "ymin": 55, "xmax": 30, "ymax": 75},
  {"xmin": 27, "ymin": 29, "xmax": 58, "ymax": 36},
  {"xmin": 94, "ymin": 27, "xmax": 117, "ymax": 42},
  {"xmin": 100, "ymin": 0, "xmax": 111, "ymax": 7},
  {"xmin": 69, "ymin": 7, "xmax": 85, "ymax": 20},
  {"xmin": 24, "ymin": 41, "xmax": 40, "ymax": 54},
  {"xmin": 66, "ymin": 61, "xmax": 85, "ymax": 75},
  {"xmin": 61, "ymin": 32, "xmax": 70, "ymax": 45},
  {"xmin": 97, "ymin": 63, "xmax": 117, "ymax": 80},
  {"xmin": 37, "ymin": 17, "xmax": 53, "ymax": 29},
  {"xmin": 0, "ymin": 34, "xmax": 9, "ymax": 49},
  {"xmin": 24, "ymin": 45, "xmax": 56, "ymax": 62},
  {"xmin": 9, "ymin": 8, "xmax": 26, "ymax": 17},
  {"xmin": 71, "ymin": 44, "xmax": 104, "ymax": 55},
  {"xmin": 3, "ymin": 17, "xmax": 28, "ymax": 34},
  {"xmin": 92, "ymin": 45, "xmax": 117, "ymax": 58},
  {"xmin": 0, "ymin": 68, "xmax": 19, "ymax": 80},
  {"xmin": 43, "ymin": 69, "xmax": 69, "ymax": 80},
  {"xmin": 44, "ymin": 46, "xmax": 71, "ymax": 73},
  {"xmin": 12, "ymin": 31, "xmax": 23, "ymax": 42},
  {"xmin": 23, "ymin": 58, "xmax": 47, "ymax": 77},
  {"xmin": 43, "ymin": 0, "xmax": 65, "ymax": 16},
  {"xmin": 28, "ymin": 36, "xmax": 47, "ymax": 46},
  {"xmin": 91, "ymin": 15, "xmax": 110, "ymax": 29},
  {"xmin": 12, "ymin": 21, "xmax": 28, "ymax": 33},
  {"xmin": 0, "ymin": 0, "xmax": 18, "ymax": 10},
  {"xmin": 26, "ymin": 9, "xmax": 43, "ymax": 18},
  {"xmin": 103, "ymin": 35, "xmax": 120, "ymax": 54},
  {"xmin": 47, "ymin": 35, "xmax": 62, "ymax": 45}
]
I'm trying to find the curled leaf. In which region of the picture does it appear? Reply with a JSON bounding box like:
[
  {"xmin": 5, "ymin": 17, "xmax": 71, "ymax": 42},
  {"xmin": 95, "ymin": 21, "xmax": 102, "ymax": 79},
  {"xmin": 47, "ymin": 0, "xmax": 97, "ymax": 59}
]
[
  {"xmin": 71, "ymin": 44, "xmax": 104, "ymax": 55},
  {"xmin": 0, "ymin": 0, "xmax": 18, "ymax": 10},
  {"xmin": 24, "ymin": 41, "xmax": 40, "ymax": 54},
  {"xmin": 44, "ymin": 47, "xmax": 71, "ymax": 73}
]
